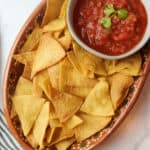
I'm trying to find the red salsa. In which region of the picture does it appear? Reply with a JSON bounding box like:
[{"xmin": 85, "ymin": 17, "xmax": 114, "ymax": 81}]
[{"xmin": 73, "ymin": 0, "xmax": 147, "ymax": 55}]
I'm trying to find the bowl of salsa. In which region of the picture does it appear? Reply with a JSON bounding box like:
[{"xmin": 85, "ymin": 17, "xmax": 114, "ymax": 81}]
[{"xmin": 67, "ymin": 0, "xmax": 150, "ymax": 59}]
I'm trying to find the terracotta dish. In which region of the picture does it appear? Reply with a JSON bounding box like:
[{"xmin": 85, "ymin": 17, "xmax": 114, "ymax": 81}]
[{"xmin": 2, "ymin": 0, "xmax": 150, "ymax": 150}]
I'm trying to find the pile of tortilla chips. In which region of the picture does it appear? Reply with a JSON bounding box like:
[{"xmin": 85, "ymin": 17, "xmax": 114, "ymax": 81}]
[{"xmin": 12, "ymin": 0, "xmax": 142, "ymax": 149}]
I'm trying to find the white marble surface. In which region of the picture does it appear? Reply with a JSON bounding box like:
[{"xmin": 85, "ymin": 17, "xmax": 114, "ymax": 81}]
[{"xmin": 0, "ymin": 1, "xmax": 150, "ymax": 150}]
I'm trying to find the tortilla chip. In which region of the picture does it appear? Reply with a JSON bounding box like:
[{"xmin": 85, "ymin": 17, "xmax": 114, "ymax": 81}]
[
  {"xmin": 14, "ymin": 77, "xmax": 33, "ymax": 95},
  {"xmin": 49, "ymin": 119, "xmax": 62, "ymax": 128},
  {"xmin": 109, "ymin": 73, "xmax": 134, "ymax": 110},
  {"xmin": 49, "ymin": 102, "xmax": 57, "ymax": 119},
  {"xmin": 43, "ymin": 18, "xmax": 65, "ymax": 33},
  {"xmin": 28, "ymin": 102, "xmax": 49, "ymax": 149},
  {"xmin": 22, "ymin": 66, "xmax": 32, "ymax": 80},
  {"xmin": 41, "ymin": 0, "xmax": 64, "ymax": 26},
  {"xmin": 46, "ymin": 128, "xmax": 56, "ymax": 144},
  {"xmin": 63, "ymin": 115, "xmax": 83, "ymax": 129},
  {"xmin": 59, "ymin": 58, "xmax": 98, "ymax": 98},
  {"xmin": 13, "ymin": 51, "xmax": 35, "ymax": 66},
  {"xmin": 48, "ymin": 63, "xmax": 60, "ymax": 89},
  {"xmin": 106, "ymin": 53, "xmax": 142, "ymax": 76},
  {"xmin": 51, "ymin": 91, "xmax": 83, "ymax": 122},
  {"xmin": 50, "ymin": 127, "xmax": 74, "ymax": 145},
  {"xmin": 20, "ymin": 27, "xmax": 42, "ymax": 53},
  {"xmin": 10, "ymin": 105, "xmax": 17, "ymax": 119},
  {"xmin": 12, "ymin": 95, "xmax": 45, "ymax": 136},
  {"xmin": 80, "ymin": 79, "xmax": 114, "ymax": 116},
  {"xmin": 59, "ymin": 0, "xmax": 69, "ymax": 19},
  {"xmin": 58, "ymin": 34, "xmax": 72, "ymax": 51},
  {"xmin": 74, "ymin": 112, "xmax": 112, "ymax": 141},
  {"xmin": 14, "ymin": 51, "xmax": 35, "ymax": 79},
  {"xmin": 67, "ymin": 51, "xmax": 95, "ymax": 78},
  {"xmin": 33, "ymin": 70, "xmax": 52, "ymax": 100},
  {"xmin": 31, "ymin": 34, "xmax": 66, "ymax": 78},
  {"xmin": 56, "ymin": 137, "xmax": 75, "ymax": 150},
  {"xmin": 54, "ymin": 31, "xmax": 63, "ymax": 39},
  {"xmin": 72, "ymin": 42, "xmax": 107, "ymax": 76}
]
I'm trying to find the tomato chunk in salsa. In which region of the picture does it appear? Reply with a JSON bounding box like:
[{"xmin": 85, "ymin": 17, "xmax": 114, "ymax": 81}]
[{"xmin": 73, "ymin": 0, "xmax": 147, "ymax": 55}]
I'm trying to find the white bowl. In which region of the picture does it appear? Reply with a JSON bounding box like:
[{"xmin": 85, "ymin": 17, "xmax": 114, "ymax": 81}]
[{"xmin": 67, "ymin": 0, "xmax": 150, "ymax": 60}]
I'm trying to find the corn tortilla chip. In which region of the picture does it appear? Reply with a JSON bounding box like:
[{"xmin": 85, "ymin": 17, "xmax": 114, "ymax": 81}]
[
  {"xmin": 51, "ymin": 90, "xmax": 83, "ymax": 122},
  {"xmin": 31, "ymin": 34, "xmax": 66, "ymax": 78},
  {"xmin": 74, "ymin": 112, "xmax": 112, "ymax": 141},
  {"xmin": 22, "ymin": 65, "xmax": 32, "ymax": 80},
  {"xmin": 48, "ymin": 63, "xmax": 60, "ymax": 90},
  {"xmin": 58, "ymin": 34, "xmax": 72, "ymax": 51},
  {"xmin": 33, "ymin": 70, "xmax": 52, "ymax": 100},
  {"xmin": 105, "ymin": 53, "xmax": 142, "ymax": 76},
  {"xmin": 49, "ymin": 119, "xmax": 62, "ymax": 128},
  {"xmin": 14, "ymin": 77, "xmax": 33, "ymax": 95},
  {"xmin": 10, "ymin": 105, "xmax": 17, "ymax": 119},
  {"xmin": 42, "ymin": 0, "xmax": 64, "ymax": 26},
  {"xmin": 59, "ymin": 0, "xmax": 69, "ymax": 19},
  {"xmin": 109, "ymin": 73, "xmax": 134, "ymax": 110},
  {"xmin": 43, "ymin": 18, "xmax": 65, "ymax": 33},
  {"xmin": 12, "ymin": 95, "xmax": 45, "ymax": 136},
  {"xmin": 72, "ymin": 42, "xmax": 107, "ymax": 76},
  {"xmin": 63, "ymin": 115, "xmax": 83, "ymax": 129},
  {"xmin": 50, "ymin": 127, "xmax": 74, "ymax": 146},
  {"xmin": 13, "ymin": 51, "xmax": 35, "ymax": 66},
  {"xmin": 56, "ymin": 137, "xmax": 75, "ymax": 150},
  {"xmin": 20, "ymin": 27, "xmax": 42, "ymax": 53},
  {"xmin": 46, "ymin": 128, "xmax": 56, "ymax": 144},
  {"xmin": 54, "ymin": 31, "xmax": 63, "ymax": 39},
  {"xmin": 49, "ymin": 102, "xmax": 57, "ymax": 119},
  {"xmin": 29, "ymin": 102, "xmax": 49, "ymax": 149},
  {"xmin": 67, "ymin": 51, "xmax": 95, "ymax": 78},
  {"xmin": 59, "ymin": 58, "xmax": 98, "ymax": 98},
  {"xmin": 80, "ymin": 79, "xmax": 114, "ymax": 116}
]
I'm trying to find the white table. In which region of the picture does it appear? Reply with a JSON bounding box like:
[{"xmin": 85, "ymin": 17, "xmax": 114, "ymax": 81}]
[{"xmin": 0, "ymin": 1, "xmax": 150, "ymax": 150}]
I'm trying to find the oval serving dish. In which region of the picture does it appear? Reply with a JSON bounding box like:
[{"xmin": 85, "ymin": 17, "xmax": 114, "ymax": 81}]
[{"xmin": 2, "ymin": 0, "xmax": 150, "ymax": 150}]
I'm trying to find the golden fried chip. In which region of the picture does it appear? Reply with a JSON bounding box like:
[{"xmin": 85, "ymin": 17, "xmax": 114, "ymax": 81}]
[
  {"xmin": 50, "ymin": 127, "xmax": 74, "ymax": 145},
  {"xmin": 109, "ymin": 73, "xmax": 134, "ymax": 110},
  {"xmin": 49, "ymin": 102, "xmax": 57, "ymax": 119},
  {"xmin": 48, "ymin": 63, "xmax": 60, "ymax": 89},
  {"xmin": 72, "ymin": 42, "xmax": 107, "ymax": 76},
  {"xmin": 13, "ymin": 51, "xmax": 35, "ymax": 66},
  {"xmin": 42, "ymin": 0, "xmax": 64, "ymax": 26},
  {"xmin": 58, "ymin": 34, "xmax": 72, "ymax": 51},
  {"xmin": 43, "ymin": 18, "xmax": 65, "ymax": 33},
  {"xmin": 63, "ymin": 115, "xmax": 83, "ymax": 129},
  {"xmin": 106, "ymin": 53, "xmax": 142, "ymax": 76},
  {"xmin": 80, "ymin": 79, "xmax": 114, "ymax": 116},
  {"xmin": 54, "ymin": 31, "xmax": 63, "ymax": 39},
  {"xmin": 74, "ymin": 112, "xmax": 112, "ymax": 141},
  {"xmin": 31, "ymin": 34, "xmax": 66, "ymax": 78},
  {"xmin": 49, "ymin": 119, "xmax": 62, "ymax": 128},
  {"xmin": 29, "ymin": 102, "xmax": 49, "ymax": 149},
  {"xmin": 33, "ymin": 70, "xmax": 52, "ymax": 100},
  {"xmin": 22, "ymin": 65, "xmax": 32, "ymax": 80},
  {"xmin": 12, "ymin": 95, "xmax": 45, "ymax": 136},
  {"xmin": 14, "ymin": 51, "xmax": 36, "ymax": 79},
  {"xmin": 20, "ymin": 27, "xmax": 42, "ymax": 53},
  {"xmin": 67, "ymin": 51, "xmax": 95, "ymax": 78},
  {"xmin": 51, "ymin": 90, "xmax": 83, "ymax": 122},
  {"xmin": 56, "ymin": 137, "xmax": 75, "ymax": 150},
  {"xmin": 14, "ymin": 77, "xmax": 33, "ymax": 95},
  {"xmin": 59, "ymin": 58, "xmax": 98, "ymax": 98},
  {"xmin": 10, "ymin": 105, "xmax": 17, "ymax": 119},
  {"xmin": 46, "ymin": 128, "xmax": 56, "ymax": 144},
  {"xmin": 59, "ymin": 0, "xmax": 69, "ymax": 19}
]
